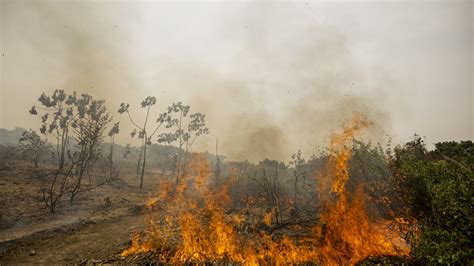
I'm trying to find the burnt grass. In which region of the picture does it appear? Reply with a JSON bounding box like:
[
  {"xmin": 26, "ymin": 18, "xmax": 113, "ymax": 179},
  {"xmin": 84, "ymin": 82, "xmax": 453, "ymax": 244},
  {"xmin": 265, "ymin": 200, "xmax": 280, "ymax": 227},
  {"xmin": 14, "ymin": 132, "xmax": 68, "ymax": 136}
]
[{"xmin": 0, "ymin": 161, "xmax": 416, "ymax": 264}]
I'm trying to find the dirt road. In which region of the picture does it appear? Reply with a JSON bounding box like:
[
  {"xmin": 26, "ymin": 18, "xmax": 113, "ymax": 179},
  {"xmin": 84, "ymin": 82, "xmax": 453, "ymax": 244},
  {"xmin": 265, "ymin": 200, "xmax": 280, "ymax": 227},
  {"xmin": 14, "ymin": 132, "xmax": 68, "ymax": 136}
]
[
  {"xmin": 0, "ymin": 211, "xmax": 146, "ymax": 264},
  {"xmin": 0, "ymin": 163, "xmax": 164, "ymax": 264}
]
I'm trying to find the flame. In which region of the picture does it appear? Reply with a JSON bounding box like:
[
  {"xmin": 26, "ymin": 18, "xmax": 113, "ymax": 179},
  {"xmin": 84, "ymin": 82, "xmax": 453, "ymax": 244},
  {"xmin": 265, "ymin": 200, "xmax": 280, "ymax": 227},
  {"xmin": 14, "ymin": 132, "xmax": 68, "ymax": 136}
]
[
  {"xmin": 310, "ymin": 114, "xmax": 408, "ymax": 264},
  {"xmin": 121, "ymin": 233, "xmax": 152, "ymax": 257},
  {"xmin": 121, "ymin": 114, "xmax": 409, "ymax": 264},
  {"xmin": 263, "ymin": 211, "xmax": 273, "ymax": 227}
]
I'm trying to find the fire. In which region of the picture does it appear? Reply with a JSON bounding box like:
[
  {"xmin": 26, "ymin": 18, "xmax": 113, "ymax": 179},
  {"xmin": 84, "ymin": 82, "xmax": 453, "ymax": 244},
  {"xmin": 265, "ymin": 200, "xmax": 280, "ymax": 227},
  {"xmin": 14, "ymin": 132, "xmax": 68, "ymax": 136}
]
[
  {"xmin": 121, "ymin": 233, "xmax": 152, "ymax": 257},
  {"xmin": 311, "ymin": 114, "xmax": 408, "ymax": 264},
  {"xmin": 121, "ymin": 114, "xmax": 409, "ymax": 264}
]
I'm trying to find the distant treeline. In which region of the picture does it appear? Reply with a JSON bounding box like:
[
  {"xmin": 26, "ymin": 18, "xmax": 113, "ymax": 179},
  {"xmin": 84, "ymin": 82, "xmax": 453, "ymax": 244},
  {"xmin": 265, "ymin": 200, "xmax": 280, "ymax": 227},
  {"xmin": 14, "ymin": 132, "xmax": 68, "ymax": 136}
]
[{"xmin": 0, "ymin": 126, "xmax": 217, "ymax": 169}]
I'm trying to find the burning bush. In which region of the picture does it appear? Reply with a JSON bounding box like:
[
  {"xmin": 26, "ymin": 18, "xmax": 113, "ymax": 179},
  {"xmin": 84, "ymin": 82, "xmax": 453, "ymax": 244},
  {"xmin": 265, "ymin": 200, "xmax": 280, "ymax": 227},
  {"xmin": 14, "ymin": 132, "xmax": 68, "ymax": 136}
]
[{"xmin": 121, "ymin": 114, "xmax": 409, "ymax": 264}]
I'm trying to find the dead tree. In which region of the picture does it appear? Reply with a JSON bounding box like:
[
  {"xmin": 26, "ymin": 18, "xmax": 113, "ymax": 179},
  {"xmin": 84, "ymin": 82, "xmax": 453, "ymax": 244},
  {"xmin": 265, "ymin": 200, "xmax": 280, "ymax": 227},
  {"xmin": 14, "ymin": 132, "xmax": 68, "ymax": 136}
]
[{"xmin": 252, "ymin": 162, "xmax": 286, "ymax": 225}]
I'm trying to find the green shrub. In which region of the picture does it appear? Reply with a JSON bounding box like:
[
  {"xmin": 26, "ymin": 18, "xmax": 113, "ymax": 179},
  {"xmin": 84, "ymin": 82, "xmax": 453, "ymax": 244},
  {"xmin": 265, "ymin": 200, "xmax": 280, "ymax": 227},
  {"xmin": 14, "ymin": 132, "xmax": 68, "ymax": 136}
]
[{"xmin": 393, "ymin": 138, "xmax": 473, "ymax": 264}]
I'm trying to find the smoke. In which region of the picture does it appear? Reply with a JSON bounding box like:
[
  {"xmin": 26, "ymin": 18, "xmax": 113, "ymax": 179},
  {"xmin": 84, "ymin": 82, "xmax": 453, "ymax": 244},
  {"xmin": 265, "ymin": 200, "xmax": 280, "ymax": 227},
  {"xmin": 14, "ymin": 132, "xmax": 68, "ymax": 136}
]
[
  {"xmin": 2, "ymin": 2, "xmax": 394, "ymax": 162},
  {"xmin": 188, "ymin": 4, "xmax": 391, "ymax": 161}
]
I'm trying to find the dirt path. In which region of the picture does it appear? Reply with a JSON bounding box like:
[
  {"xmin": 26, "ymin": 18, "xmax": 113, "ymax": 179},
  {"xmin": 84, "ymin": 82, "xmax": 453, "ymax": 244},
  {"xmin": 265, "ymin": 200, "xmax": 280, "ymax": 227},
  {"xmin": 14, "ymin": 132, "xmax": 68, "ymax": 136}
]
[
  {"xmin": 0, "ymin": 212, "xmax": 146, "ymax": 264},
  {"xmin": 0, "ymin": 163, "xmax": 165, "ymax": 264}
]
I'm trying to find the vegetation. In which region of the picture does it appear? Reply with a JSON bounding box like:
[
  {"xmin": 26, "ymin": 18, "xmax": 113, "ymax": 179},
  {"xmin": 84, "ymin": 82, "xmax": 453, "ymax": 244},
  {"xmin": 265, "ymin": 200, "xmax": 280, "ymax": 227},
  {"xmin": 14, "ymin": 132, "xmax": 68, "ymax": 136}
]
[
  {"xmin": 156, "ymin": 102, "xmax": 209, "ymax": 184},
  {"xmin": 29, "ymin": 90, "xmax": 112, "ymax": 212},
  {"xmin": 391, "ymin": 137, "xmax": 473, "ymax": 264},
  {"xmin": 106, "ymin": 122, "xmax": 120, "ymax": 181},
  {"xmin": 0, "ymin": 90, "xmax": 471, "ymax": 263},
  {"xmin": 118, "ymin": 97, "xmax": 171, "ymax": 189},
  {"xmin": 18, "ymin": 129, "xmax": 50, "ymax": 168},
  {"xmin": 204, "ymin": 137, "xmax": 473, "ymax": 264}
]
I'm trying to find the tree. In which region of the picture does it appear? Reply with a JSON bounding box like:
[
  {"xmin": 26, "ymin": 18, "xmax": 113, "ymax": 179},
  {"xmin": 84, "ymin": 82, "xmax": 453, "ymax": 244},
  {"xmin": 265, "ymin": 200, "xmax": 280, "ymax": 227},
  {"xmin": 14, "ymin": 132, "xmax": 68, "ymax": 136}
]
[
  {"xmin": 289, "ymin": 150, "xmax": 306, "ymax": 210},
  {"xmin": 42, "ymin": 165, "xmax": 74, "ymax": 213},
  {"xmin": 391, "ymin": 137, "xmax": 474, "ymax": 264},
  {"xmin": 252, "ymin": 160, "xmax": 287, "ymax": 225},
  {"xmin": 18, "ymin": 129, "xmax": 50, "ymax": 168},
  {"xmin": 107, "ymin": 122, "xmax": 120, "ymax": 180},
  {"xmin": 30, "ymin": 90, "xmax": 74, "ymax": 170},
  {"xmin": 30, "ymin": 90, "xmax": 111, "ymax": 211},
  {"xmin": 157, "ymin": 102, "xmax": 209, "ymax": 184},
  {"xmin": 108, "ymin": 122, "xmax": 120, "ymax": 162},
  {"xmin": 118, "ymin": 97, "xmax": 169, "ymax": 189},
  {"xmin": 68, "ymin": 97, "xmax": 111, "ymax": 202},
  {"xmin": 213, "ymin": 138, "xmax": 222, "ymax": 179},
  {"xmin": 348, "ymin": 140, "xmax": 392, "ymax": 217}
]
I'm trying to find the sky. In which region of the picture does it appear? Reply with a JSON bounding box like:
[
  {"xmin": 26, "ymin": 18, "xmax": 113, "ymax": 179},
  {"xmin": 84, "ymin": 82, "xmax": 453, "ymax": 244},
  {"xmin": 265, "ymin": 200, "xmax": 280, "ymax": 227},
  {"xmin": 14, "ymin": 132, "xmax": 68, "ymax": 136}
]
[{"xmin": 0, "ymin": 0, "xmax": 472, "ymax": 162}]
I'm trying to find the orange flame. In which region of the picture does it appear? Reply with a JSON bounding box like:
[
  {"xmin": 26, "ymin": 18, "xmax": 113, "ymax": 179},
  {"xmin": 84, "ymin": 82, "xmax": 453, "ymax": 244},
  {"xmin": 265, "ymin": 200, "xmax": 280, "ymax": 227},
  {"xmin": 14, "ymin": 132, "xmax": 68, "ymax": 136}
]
[
  {"xmin": 311, "ymin": 114, "xmax": 408, "ymax": 264},
  {"xmin": 121, "ymin": 114, "xmax": 409, "ymax": 264}
]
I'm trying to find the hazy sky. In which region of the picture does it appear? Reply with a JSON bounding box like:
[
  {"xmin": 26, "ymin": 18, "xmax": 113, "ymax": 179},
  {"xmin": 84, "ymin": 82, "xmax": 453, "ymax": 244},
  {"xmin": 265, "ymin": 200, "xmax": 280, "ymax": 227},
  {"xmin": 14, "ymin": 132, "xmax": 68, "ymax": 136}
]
[{"xmin": 1, "ymin": 1, "xmax": 472, "ymax": 162}]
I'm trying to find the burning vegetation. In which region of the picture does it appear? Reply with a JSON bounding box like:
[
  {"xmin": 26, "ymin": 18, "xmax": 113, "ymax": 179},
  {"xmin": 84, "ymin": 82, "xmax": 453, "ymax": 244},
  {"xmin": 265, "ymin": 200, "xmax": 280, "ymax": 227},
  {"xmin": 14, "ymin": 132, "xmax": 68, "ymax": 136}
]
[
  {"xmin": 1, "ymin": 91, "xmax": 471, "ymax": 264},
  {"xmin": 2, "ymin": 2, "xmax": 473, "ymax": 264},
  {"xmin": 121, "ymin": 114, "xmax": 410, "ymax": 264}
]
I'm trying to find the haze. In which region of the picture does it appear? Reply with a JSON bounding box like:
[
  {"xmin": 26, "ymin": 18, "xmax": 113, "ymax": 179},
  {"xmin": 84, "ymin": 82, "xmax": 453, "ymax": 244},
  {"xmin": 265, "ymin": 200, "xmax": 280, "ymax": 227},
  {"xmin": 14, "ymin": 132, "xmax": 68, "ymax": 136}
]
[{"xmin": 1, "ymin": 0, "xmax": 472, "ymax": 162}]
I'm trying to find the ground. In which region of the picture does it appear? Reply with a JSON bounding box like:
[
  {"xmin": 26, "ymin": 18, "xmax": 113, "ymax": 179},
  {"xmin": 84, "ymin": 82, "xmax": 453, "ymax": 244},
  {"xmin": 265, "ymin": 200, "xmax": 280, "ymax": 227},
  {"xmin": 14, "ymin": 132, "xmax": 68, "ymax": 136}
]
[{"xmin": 0, "ymin": 161, "xmax": 161, "ymax": 264}]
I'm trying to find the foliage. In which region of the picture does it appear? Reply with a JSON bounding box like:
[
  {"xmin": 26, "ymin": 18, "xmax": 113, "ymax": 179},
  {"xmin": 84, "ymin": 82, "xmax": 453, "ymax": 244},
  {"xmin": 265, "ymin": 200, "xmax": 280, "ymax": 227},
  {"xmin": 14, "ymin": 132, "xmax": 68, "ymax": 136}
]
[
  {"xmin": 68, "ymin": 97, "xmax": 111, "ymax": 201},
  {"xmin": 18, "ymin": 129, "xmax": 50, "ymax": 168},
  {"xmin": 118, "ymin": 96, "xmax": 169, "ymax": 189},
  {"xmin": 157, "ymin": 102, "xmax": 209, "ymax": 184},
  {"xmin": 30, "ymin": 90, "xmax": 110, "ymax": 168},
  {"xmin": 30, "ymin": 89, "xmax": 112, "ymax": 212},
  {"xmin": 349, "ymin": 141, "xmax": 391, "ymax": 188},
  {"xmin": 392, "ymin": 137, "xmax": 473, "ymax": 264}
]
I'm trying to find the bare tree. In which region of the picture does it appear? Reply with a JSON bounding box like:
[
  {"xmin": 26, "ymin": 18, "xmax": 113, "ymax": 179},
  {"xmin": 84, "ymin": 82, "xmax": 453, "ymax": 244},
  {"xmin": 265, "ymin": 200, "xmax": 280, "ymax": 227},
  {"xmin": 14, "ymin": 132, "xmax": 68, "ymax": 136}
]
[
  {"xmin": 289, "ymin": 150, "xmax": 306, "ymax": 211},
  {"xmin": 252, "ymin": 162, "xmax": 285, "ymax": 225}
]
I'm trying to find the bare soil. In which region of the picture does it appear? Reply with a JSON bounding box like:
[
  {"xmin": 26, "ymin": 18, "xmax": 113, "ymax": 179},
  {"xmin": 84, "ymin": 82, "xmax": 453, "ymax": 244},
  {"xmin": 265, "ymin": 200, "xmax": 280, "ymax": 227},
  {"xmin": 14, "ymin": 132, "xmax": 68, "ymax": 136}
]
[{"xmin": 0, "ymin": 161, "xmax": 162, "ymax": 264}]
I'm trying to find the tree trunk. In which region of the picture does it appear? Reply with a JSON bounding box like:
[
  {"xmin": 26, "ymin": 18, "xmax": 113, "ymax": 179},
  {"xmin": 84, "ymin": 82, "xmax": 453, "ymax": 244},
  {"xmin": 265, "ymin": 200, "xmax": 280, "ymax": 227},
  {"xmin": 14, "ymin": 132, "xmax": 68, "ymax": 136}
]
[
  {"xmin": 109, "ymin": 137, "xmax": 115, "ymax": 176},
  {"xmin": 181, "ymin": 150, "xmax": 188, "ymax": 179},
  {"xmin": 59, "ymin": 127, "xmax": 67, "ymax": 170},
  {"xmin": 171, "ymin": 154, "xmax": 177, "ymax": 176},
  {"xmin": 160, "ymin": 157, "xmax": 168, "ymax": 177},
  {"xmin": 140, "ymin": 140, "xmax": 147, "ymax": 190},
  {"xmin": 175, "ymin": 112, "xmax": 183, "ymax": 184},
  {"xmin": 176, "ymin": 153, "xmax": 181, "ymax": 184},
  {"xmin": 136, "ymin": 148, "xmax": 142, "ymax": 180}
]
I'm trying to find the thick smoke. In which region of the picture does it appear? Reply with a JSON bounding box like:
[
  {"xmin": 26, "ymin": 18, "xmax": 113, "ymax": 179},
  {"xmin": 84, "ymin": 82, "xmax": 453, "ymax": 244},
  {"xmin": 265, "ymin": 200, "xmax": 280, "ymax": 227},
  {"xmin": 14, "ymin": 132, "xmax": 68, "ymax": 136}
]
[{"xmin": 2, "ymin": 2, "xmax": 393, "ymax": 162}]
